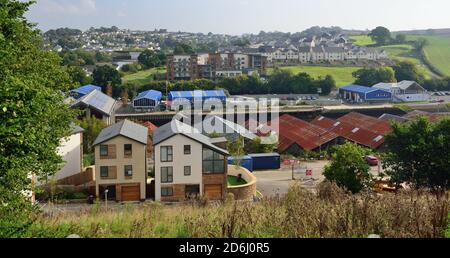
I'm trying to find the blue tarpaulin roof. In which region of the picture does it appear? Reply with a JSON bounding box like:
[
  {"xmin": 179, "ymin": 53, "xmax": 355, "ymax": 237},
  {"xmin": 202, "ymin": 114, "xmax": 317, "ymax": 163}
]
[
  {"xmin": 70, "ymin": 84, "xmax": 102, "ymax": 96},
  {"xmin": 168, "ymin": 90, "xmax": 227, "ymax": 101},
  {"xmin": 133, "ymin": 90, "xmax": 162, "ymax": 101}
]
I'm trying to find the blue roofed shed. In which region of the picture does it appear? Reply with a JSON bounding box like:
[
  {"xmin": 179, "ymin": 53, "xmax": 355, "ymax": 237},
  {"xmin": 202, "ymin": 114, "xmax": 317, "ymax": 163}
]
[
  {"xmin": 70, "ymin": 84, "xmax": 102, "ymax": 99},
  {"xmin": 339, "ymin": 84, "xmax": 392, "ymax": 103},
  {"xmin": 168, "ymin": 90, "xmax": 227, "ymax": 103},
  {"xmin": 132, "ymin": 90, "xmax": 162, "ymax": 109}
]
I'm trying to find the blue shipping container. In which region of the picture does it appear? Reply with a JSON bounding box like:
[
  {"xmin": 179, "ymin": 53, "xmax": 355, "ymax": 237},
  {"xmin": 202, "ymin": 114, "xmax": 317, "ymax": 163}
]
[
  {"xmin": 249, "ymin": 153, "xmax": 281, "ymax": 170},
  {"xmin": 228, "ymin": 156, "xmax": 253, "ymax": 172}
]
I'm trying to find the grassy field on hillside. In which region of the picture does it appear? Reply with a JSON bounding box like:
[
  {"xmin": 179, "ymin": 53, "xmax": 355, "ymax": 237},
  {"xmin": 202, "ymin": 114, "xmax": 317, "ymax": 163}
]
[
  {"xmin": 350, "ymin": 35, "xmax": 375, "ymax": 46},
  {"xmin": 404, "ymin": 35, "xmax": 450, "ymax": 77},
  {"xmin": 122, "ymin": 67, "xmax": 166, "ymax": 86},
  {"xmin": 379, "ymin": 44, "xmax": 432, "ymax": 79},
  {"xmin": 25, "ymin": 183, "xmax": 449, "ymax": 238},
  {"xmin": 268, "ymin": 66, "xmax": 361, "ymax": 87}
]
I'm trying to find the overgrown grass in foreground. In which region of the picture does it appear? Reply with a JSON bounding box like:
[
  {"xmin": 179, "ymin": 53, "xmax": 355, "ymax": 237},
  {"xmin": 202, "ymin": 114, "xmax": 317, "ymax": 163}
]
[{"xmin": 28, "ymin": 183, "xmax": 449, "ymax": 238}]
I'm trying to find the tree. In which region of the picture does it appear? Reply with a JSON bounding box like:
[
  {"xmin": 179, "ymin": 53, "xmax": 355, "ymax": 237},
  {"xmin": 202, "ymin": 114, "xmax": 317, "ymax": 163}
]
[
  {"xmin": 392, "ymin": 61, "xmax": 425, "ymax": 83},
  {"xmin": 138, "ymin": 50, "xmax": 165, "ymax": 69},
  {"xmin": 369, "ymin": 26, "xmax": 392, "ymax": 45},
  {"xmin": 414, "ymin": 37, "xmax": 429, "ymax": 51},
  {"xmin": 248, "ymin": 137, "xmax": 276, "ymax": 154},
  {"xmin": 79, "ymin": 117, "xmax": 107, "ymax": 153},
  {"xmin": 383, "ymin": 118, "xmax": 450, "ymax": 190},
  {"xmin": 316, "ymin": 75, "xmax": 336, "ymax": 95},
  {"xmin": 92, "ymin": 65, "xmax": 122, "ymax": 89},
  {"xmin": 395, "ymin": 34, "xmax": 407, "ymax": 44},
  {"xmin": 173, "ymin": 43, "xmax": 194, "ymax": 55},
  {"xmin": 67, "ymin": 66, "xmax": 92, "ymax": 87},
  {"xmin": 353, "ymin": 67, "xmax": 396, "ymax": 86},
  {"xmin": 0, "ymin": 0, "xmax": 76, "ymax": 236},
  {"xmin": 323, "ymin": 143, "xmax": 372, "ymax": 193},
  {"xmin": 227, "ymin": 136, "xmax": 245, "ymax": 167}
]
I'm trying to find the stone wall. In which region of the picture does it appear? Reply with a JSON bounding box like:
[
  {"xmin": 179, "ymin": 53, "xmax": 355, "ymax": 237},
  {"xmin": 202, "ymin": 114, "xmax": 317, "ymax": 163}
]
[{"xmin": 227, "ymin": 165, "xmax": 257, "ymax": 200}]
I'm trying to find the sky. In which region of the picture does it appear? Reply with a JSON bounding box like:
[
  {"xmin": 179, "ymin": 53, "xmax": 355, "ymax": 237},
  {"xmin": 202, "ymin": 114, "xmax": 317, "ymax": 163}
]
[{"xmin": 25, "ymin": 0, "xmax": 450, "ymax": 35}]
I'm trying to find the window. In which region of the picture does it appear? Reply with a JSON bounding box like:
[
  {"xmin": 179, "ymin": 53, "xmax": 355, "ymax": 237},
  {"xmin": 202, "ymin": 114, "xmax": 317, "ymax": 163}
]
[
  {"xmin": 202, "ymin": 148, "xmax": 225, "ymax": 174},
  {"xmin": 124, "ymin": 165, "xmax": 133, "ymax": 177},
  {"xmin": 160, "ymin": 146, "xmax": 173, "ymax": 162},
  {"xmin": 124, "ymin": 144, "xmax": 132, "ymax": 156},
  {"xmin": 100, "ymin": 166, "xmax": 109, "ymax": 178},
  {"xmin": 184, "ymin": 145, "xmax": 191, "ymax": 155},
  {"xmin": 184, "ymin": 166, "xmax": 191, "ymax": 176},
  {"xmin": 161, "ymin": 167, "xmax": 173, "ymax": 183},
  {"xmin": 100, "ymin": 145, "xmax": 108, "ymax": 156},
  {"xmin": 161, "ymin": 187, "xmax": 173, "ymax": 197}
]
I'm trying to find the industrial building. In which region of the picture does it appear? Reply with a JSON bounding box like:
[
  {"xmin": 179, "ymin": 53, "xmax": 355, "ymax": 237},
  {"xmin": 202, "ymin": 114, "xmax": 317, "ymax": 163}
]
[
  {"xmin": 132, "ymin": 90, "xmax": 162, "ymax": 111},
  {"xmin": 168, "ymin": 90, "xmax": 227, "ymax": 110},
  {"xmin": 339, "ymin": 84, "xmax": 392, "ymax": 103}
]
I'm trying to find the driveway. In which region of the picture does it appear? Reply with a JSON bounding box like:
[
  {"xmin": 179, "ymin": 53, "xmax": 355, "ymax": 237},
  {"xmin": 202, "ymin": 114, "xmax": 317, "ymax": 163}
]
[{"xmin": 253, "ymin": 160, "xmax": 383, "ymax": 197}]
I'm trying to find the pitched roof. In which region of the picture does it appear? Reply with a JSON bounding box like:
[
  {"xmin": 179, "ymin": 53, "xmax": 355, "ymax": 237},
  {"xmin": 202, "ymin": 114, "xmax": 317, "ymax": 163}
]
[
  {"xmin": 93, "ymin": 119, "xmax": 148, "ymax": 146},
  {"xmin": 373, "ymin": 81, "xmax": 425, "ymax": 91},
  {"xmin": 70, "ymin": 124, "xmax": 85, "ymax": 135},
  {"xmin": 71, "ymin": 90, "xmax": 116, "ymax": 116},
  {"xmin": 278, "ymin": 115, "xmax": 339, "ymax": 152},
  {"xmin": 70, "ymin": 84, "xmax": 102, "ymax": 96},
  {"xmin": 168, "ymin": 90, "xmax": 227, "ymax": 100},
  {"xmin": 200, "ymin": 116, "xmax": 257, "ymax": 140},
  {"xmin": 338, "ymin": 112, "xmax": 391, "ymax": 135},
  {"xmin": 379, "ymin": 113, "xmax": 410, "ymax": 123},
  {"xmin": 133, "ymin": 90, "xmax": 162, "ymax": 102},
  {"xmin": 153, "ymin": 120, "xmax": 229, "ymax": 155}
]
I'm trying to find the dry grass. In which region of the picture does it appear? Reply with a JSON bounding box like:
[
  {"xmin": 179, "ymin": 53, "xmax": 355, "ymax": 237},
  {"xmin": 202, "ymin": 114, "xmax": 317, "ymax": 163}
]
[{"xmin": 29, "ymin": 183, "xmax": 449, "ymax": 238}]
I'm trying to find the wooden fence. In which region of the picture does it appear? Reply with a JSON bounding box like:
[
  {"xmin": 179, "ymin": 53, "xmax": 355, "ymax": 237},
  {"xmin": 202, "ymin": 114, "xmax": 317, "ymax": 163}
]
[{"xmin": 57, "ymin": 166, "xmax": 94, "ymax": 186}]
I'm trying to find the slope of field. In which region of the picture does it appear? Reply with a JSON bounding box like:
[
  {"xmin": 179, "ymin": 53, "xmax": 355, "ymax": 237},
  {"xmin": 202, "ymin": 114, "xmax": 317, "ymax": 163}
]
[
  {"xmin": 268, "ymin": 66, "xmax": 361, "ymax": 87},
  {"xmin": 415, "ymin": 36, "xmax": 450, "ymax": 76},
  {"xmin": 122, "ymin": 67, "xmax": 166, "ymax": 86},
  {"xmin": 350, "ymin": 35, "xmax": 375, "ymax": 46}
]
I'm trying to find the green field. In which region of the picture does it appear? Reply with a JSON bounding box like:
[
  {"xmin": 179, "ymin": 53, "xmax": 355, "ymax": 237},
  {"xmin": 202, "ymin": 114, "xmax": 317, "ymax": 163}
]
[
  {"xmin": 268, "ymin": 66, "xmax": 362, "ymax": 87},
  {"xmin": 350, "ymin": 35, "xmax": 375, "ymax": 46},
  {"xmin": 403, "ymin": 35, "xmax": 450, "ymax": 76},
  {"xmin": 122, "ymin": 67, "xmax": 166, "ymax": 86},
  {"xmin": 379, "ymin": 44, "xmax": 432, "ymax": 79}
]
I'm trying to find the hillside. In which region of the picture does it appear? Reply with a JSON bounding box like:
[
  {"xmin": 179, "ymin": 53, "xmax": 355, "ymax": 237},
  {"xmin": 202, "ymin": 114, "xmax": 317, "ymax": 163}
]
[
  {"xmin": 122, "ymin": 67, "xmax": 166, "ymax": 86},
  {"xmin": 268, "ymin": 66, "xmax": 361, "ymax": 87}
]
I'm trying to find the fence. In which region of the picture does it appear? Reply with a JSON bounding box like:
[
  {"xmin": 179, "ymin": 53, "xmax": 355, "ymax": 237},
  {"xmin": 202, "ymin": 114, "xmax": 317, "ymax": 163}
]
[{"xmin": 57, "ymin": 166, "xmax": 94, "ymax": 186}]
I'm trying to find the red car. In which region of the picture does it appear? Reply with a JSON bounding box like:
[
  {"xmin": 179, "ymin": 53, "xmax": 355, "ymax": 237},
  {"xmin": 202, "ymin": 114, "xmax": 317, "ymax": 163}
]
[{"xmin": 364, "ymin": 155, "xmax": 379, "ymax": 166}]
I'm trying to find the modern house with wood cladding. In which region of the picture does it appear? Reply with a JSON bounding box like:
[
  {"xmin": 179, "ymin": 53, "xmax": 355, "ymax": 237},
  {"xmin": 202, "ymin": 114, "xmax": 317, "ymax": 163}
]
[
  {"xmin": 93, "ymin": 120, "xmax": 148, "ymax": 202},
  {"xmin": 153, "ymin": 120, "xmax": 229, "ymax": 202}
]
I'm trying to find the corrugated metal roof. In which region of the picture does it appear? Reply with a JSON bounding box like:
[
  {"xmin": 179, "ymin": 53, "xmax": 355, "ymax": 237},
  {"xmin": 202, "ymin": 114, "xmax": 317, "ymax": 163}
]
[
  {"xmin": 338, "ymin": 112, "xmax": 391, "ymax": 135},
  {"xmin": 71, "ymin": 90, "xmax": 116, "ymax": 116},
  {"xmin": 133, "ymin": 90, "xmax": 162, "ymax": 101},
  {"xmin": 93, "ymin": 119, "xmax": 148, "ymax": 146},
  {"xmin": 70, "ymin": 84, "xmax": 102, "ymax": 96},
  {"xmin": 340, "ymin": 84, "xmax": 380, "ymax": 94},
  {"xmin": 379, "ymin": 113, "xmax": 410, "ymax": 123},
  {"xmin": 200, "ymin": 116, "xmax": 257, "ymax": 140},
  {"xmin": 152, "ymin": 120, "xmax": 229, "ymax": 155},
  {"xmin": 278, "ymin": 115, "xmax": 339, "ymax": 152}
]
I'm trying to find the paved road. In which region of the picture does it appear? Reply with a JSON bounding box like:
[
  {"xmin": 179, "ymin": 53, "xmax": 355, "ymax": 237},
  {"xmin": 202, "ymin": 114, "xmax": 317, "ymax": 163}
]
[{"xmin": 253, "ymin": 160, "xmax": 383, "ymax": 197}]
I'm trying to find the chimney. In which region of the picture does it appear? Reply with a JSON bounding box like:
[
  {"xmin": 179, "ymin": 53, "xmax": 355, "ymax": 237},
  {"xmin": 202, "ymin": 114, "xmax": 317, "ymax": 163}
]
[
  {"xmin": 106, "ymin": 81, "xmax": 113, "ymax": 97},
  {"xmin": 121, "ymin": 88, "xmax": 129, "ymax": 107}
]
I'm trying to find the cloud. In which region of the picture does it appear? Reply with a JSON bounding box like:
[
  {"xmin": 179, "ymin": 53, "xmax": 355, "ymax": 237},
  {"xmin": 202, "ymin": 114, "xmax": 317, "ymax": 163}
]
[{"xmin": 36, "ymin": 0, "xmax": 97, "ymax": 15}]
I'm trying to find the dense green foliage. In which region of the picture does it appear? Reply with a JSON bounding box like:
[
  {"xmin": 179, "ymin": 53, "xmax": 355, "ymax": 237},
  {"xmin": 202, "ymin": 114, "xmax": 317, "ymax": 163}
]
[
  {"xmin": 67, "ymin": 66, "xmax": 93, "ymax": 87},
  {"xmin": 323, "ymin": 143, "xmax": 372, "ymax": 193},
  {"xmin": 137, "ymin": 49, "xmax": 166, "ymax": 69},
  {"xmin": 92, "ymin": 65, "xmax": 122, "ymax": 88},
  {"xmin": 392, "ymin": 61, "xmax": 425, "ymax": 83},
  {"xmin": 0, "ymin": 0, "xmax": 76, "ymax": 237},
  {"xmin": 79, "ymin": 117, "xmax": 107, "ymax": 153},
  {"xmin": 60, "ymin": 49, "xmax": 112, "ymax": 66},
  {"xmin": 383, "ymin": 118, "xmax": 450, "ymax": 190},
  {"xmin": 352, "ymin": 67, "xmax": 396, "ymax": 86},
  {"xmin": 369, "ymin": 26, "xmax": 392, "ymax": 45}
]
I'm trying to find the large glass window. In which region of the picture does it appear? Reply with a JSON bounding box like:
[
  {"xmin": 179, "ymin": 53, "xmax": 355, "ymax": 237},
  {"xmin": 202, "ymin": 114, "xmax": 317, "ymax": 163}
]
[
  {"xmin": 160, "ymin": 146, "xmax": 173, "ymax": 162},
  {"xmin": 161, "ymin": 167, "xmax": 173, "ymax": 183},
  {"xmin": 202, "ymin": 148, "xmax": 225, "ymax": 174}
]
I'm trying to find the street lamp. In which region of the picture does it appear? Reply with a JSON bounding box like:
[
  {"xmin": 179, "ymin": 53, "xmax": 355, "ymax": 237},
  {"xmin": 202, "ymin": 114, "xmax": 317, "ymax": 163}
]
[{"xmin": 104, "ymin": 189, "xmax": 109, "ymax": 209}]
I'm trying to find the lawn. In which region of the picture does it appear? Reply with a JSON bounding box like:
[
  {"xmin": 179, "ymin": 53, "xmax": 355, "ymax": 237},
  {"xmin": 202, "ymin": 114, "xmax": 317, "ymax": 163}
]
[
  {"xmin": 227, "ymin": 175, "xmax": 247, "ymax": 186},
  {"xmin": 405, "ymin": 35, "xmax": 450, "ymax": 77},
  {"xmin": 350, "ymin": 35, "xmax": 375, "ymax": 46},
  {"xmin": 122, "ymin": 67, "xmax": 166, "ymax": 86},
  {"xmin": 268, "ymin": 66, "xmax": 362, "ymax": 87}
]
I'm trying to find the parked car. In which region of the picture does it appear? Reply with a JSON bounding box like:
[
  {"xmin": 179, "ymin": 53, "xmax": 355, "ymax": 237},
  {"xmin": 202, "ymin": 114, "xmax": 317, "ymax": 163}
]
[{"xmin": 364, "ymin": 155, "xmax": 379, "ymax": 166}]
